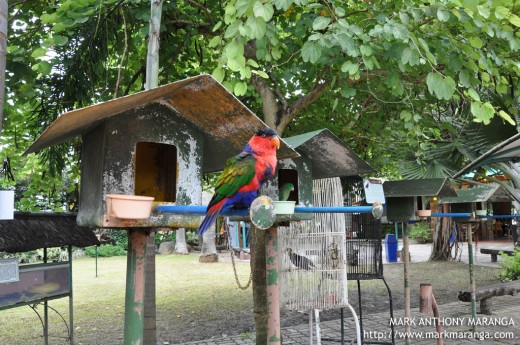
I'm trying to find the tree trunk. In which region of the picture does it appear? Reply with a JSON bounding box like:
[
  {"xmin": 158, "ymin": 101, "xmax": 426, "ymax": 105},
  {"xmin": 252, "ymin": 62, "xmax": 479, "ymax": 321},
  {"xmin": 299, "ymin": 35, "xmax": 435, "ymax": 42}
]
[
  {"xmin": 174, "ymin": 228, "xmax": 189, "ymax": 254},
  {"xmin": 251, "ymin": 226, "xmax": 268, "ymax": 344},
  {"xmin": 429, "ymin": 203, "xmax": 452, "ymax": 261},
  {"xmin": 0, "ymin": 0, "xmax": 7, "ymax": 133},
  {"xmin": 199, "ymin": 222, "xmax": 218, "ymax": 263}
]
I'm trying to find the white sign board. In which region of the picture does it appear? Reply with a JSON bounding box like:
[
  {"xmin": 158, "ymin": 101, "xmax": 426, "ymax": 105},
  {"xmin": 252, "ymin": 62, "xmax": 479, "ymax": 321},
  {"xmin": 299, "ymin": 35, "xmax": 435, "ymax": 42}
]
[
  {"xmin": 363, "ymin": 178, "xmax": 386, "ymax": 204},
  {"xmin": 0, "ymin": 258, "xmax": 19, "ymax": 284}
]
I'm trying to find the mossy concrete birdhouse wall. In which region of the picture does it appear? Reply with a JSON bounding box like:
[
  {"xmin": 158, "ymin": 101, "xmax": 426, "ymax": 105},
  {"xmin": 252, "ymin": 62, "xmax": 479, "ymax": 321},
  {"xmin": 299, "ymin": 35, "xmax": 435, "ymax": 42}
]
[{"xmin": 26, "ymin": 75, "xmax": 298, "ymax": 229}]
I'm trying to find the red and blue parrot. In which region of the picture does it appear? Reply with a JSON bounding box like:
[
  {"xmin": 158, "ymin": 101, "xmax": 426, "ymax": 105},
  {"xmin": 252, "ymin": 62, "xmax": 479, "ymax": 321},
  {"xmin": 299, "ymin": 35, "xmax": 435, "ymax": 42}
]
[{"xmin": 198, "ymin": 127, "xmax": 280, "ymax": 235}]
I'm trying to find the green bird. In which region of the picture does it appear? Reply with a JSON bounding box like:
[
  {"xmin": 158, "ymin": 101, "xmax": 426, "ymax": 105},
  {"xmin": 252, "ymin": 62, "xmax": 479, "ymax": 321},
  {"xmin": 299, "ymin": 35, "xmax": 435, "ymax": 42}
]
[{"xmin": 279, "ymin": 182, "xmax": 295, "ymax": 201}]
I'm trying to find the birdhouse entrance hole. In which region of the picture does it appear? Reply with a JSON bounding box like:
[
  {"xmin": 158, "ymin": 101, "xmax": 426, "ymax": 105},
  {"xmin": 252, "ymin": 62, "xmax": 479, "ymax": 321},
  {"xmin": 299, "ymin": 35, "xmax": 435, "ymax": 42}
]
[
  {"xmin": 278, "ymin": 169, "xmax": 299, "ymax": 203},
  {"xmin": 135, "ymin": 142, "xmax": 177, "ymax": 202}
]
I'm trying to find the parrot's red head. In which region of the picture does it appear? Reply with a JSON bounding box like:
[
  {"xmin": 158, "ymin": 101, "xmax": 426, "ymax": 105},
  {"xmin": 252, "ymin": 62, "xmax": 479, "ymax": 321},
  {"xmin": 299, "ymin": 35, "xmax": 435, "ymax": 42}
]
[{"xmin": 248, "ymin": 127, "xmax": 280, "ymax": 155}]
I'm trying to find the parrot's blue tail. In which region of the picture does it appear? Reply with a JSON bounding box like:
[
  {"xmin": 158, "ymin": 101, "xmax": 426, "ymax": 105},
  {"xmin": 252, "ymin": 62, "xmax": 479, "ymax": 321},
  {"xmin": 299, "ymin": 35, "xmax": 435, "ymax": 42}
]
[{"xmin": 197, "ymin": 201, "xmax": 224, "ymax": 235}]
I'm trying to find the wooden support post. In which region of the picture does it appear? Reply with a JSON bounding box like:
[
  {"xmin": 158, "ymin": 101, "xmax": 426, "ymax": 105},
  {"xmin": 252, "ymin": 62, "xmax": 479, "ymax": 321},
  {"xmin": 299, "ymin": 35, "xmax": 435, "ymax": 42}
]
[
  {"xmin": 403, "ymin": 222, "xmax": 411, "ymax": 345},
  {"xmin": 266, "ymin": 226, "xmax": 281, "ymax": 345},
  {"xmin": 467, "ymin": 225, "xmax": 477, "ymax": 331},
  {"xmin": 124, "ymin": 229, "xmax": 148, "ymax": 345}
]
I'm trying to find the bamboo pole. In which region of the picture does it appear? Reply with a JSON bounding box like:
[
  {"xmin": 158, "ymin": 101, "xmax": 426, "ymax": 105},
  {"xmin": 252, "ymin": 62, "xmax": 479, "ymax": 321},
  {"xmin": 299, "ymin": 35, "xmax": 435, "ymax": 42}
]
[
  {"xmin": 146, "ymin": 0, "xmax": 163, "ymax": 90},
  {"xmin": 143, "ymin": 2, "xmax": 163, "ymax": 343}
]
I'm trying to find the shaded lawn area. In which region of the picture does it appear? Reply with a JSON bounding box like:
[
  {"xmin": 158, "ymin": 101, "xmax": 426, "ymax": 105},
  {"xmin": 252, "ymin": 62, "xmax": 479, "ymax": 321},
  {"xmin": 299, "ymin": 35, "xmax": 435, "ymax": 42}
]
[{"xmin": 0, "ymin": 254, "xmax": 502, "ymax": 345}]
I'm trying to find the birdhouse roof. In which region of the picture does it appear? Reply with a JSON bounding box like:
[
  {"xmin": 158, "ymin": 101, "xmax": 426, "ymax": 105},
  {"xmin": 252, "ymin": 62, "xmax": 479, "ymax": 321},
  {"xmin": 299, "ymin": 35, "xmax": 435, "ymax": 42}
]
[
  {"xmin": 438, "ymin": 184, "xmax": 513, "ymax": 204},
  {"xmin": 0, "ymin": 213, "xmax": 99, "ymax": 253},
  {"xmin": 283, "ymin": 129, "xmax": 374, "ymax": 178},
  {"xmin": 383, "ymin": 178, "xmax": 457, "ymax": 198},
  {"xmin": 25, "ymin": 74, "xmax": 298, "ymax": 172}
]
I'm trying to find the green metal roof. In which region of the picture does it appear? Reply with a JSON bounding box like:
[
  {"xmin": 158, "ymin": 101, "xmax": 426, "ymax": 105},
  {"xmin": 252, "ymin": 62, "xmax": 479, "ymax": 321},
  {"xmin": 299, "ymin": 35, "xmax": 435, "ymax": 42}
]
[
  {"xmin": 438, "ymin": 184, "xmax": 513, "ymax": 204},
  {"xmin": 383, "ymin": 178, "xmax": 457, "ymax": 198},
  {"xmin": 283, "ymin": 129, "xmax": 375, "ymax": 178}
]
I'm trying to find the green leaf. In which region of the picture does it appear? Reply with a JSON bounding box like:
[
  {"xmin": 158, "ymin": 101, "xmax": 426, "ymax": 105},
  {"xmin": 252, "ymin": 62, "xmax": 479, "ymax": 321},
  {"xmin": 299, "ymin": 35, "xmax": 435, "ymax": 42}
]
[
  {"xmin": 437, "ymin": 8, "xmax": 450, "ymax": 22},
  {"xmin": 466, "ymin": 88, "xmax": 480, "ymax": 101},
  {"xmin": 477, "ymin": 5, "xmax": 490, "ymax": 18},
  {"xmin": 468, "ymin": 36, "xmax": 483, "ymax": 48},
  {"xmin": 340, "ymin": 61, "xmax": 359, "ymax": 76},
  {"xmin": 332, "ymin": 98, "xmax": 338, "ymax": 111},
  {"xmin": 234, "ymin": 82, "xmax": 248, "ymax": 96},
  {"xmin": 253, "ymin": 70, "xmax": 269, "ymax": 78},
  {"xmin": 340, "ymin": 87, "xmax": 356, "ymax": 97},
  {"xmin": 273, "ymin": 0, "xmax": 293, "ymax": 11},
  {"xmin": 470, "ymin": 101, "xmax": 494, "ymax": 125},
  {"xmin": 495, "ymin": 6, "xmax": 510, "ymax": 20},
  {"xmin": 212, "ymin": 67, "xmax": 225, "ymax": 83},
  {"xmin": 247, "ymin": 16, "xmax": 266, "ymax": 39},
  {"xmin": 53, "ymin": 35, "xmax": 69, "ymax": 46},
  {"xmin": 360, "ymin": 45, "xmax": 372, "ymax": 56},
  {"xmin": 212, "ymin": 21, "xmax": 223, "ymax": 32},
  {"xmin": 509, "ymin": 14, "xmax": 520, "ymax": 27},
  {"xmin": 253, "ymin": 1, "xmax": 274, "ymax": 21},
  {"xmin": 209, "ymin": 36, "xmax": 221, "ymax": 48},
  {"xmin": 35, "ymin": 61, "xmax": 52, "ymax": 75},
  {"xmin": 498, "ymin": 110, "xmax": 516, "ymax": 125},
  {"xmin": 53, "ymin": 22, "xmax": 66, "ymax": 33},
  {"xmin": 301, "ymin": 41, "xmax": 322, "ymax": 63},
  {"xmin": 312, "ymin": 16, "xmax": 331, "ymax": 31},
  {"xmin": 40, "ymin": 13, "xmax": 58, "ymax": 24},
  {"xmin": 31, "ymin": 48, "xmax": 47, "ymax": 58},
  {"xmin": 426, "ymin": 72, "xmax": 456, "ymax": 100},
  {"xmin": 224, "ymin": 40, "xmax": 244, "ymax": 59},
  {"xmin": 400, "ymin": 110, "xmax": 412, "ymax": 121}
]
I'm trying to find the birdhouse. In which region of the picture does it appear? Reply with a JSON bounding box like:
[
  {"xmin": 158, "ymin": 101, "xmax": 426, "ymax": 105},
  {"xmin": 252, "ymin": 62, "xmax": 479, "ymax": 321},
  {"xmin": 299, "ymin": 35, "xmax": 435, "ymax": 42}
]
[
  {"xmin": 25, "ymin": 75, "xmax": 297, "ymax": 228},
  {"xmin": 277, "ymin": 129, "xmax": 374, "ymax": 214},
  {"xmin": 383, "ymin": 178, "xmax": 457, "ymax": 222}
]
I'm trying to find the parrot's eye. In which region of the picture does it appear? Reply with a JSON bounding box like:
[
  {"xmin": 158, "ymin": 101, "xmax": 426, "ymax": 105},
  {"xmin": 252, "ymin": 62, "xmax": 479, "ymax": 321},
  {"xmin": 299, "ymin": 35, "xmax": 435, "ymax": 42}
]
[{"xmin": 261, "ymin": 134, "xmax": 267, "ymax": 138}]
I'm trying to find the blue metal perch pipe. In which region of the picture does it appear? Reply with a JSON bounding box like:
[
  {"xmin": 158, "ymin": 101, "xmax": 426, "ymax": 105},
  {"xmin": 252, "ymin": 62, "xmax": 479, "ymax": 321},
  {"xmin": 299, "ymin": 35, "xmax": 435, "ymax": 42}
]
[{"xmin": 155, "ymin": 205, "xmax": 373, "ymax": 215}]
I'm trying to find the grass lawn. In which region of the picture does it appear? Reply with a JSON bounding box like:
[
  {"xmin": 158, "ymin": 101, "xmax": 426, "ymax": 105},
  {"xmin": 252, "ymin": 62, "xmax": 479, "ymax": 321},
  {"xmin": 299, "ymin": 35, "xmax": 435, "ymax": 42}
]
[
  {"xmin": 0, "ymin": 253, "xmax": 502, "ymax": 345},
  {"xmin": 0, "ymin": 254, "xmax": 254, "ymax": 345}
]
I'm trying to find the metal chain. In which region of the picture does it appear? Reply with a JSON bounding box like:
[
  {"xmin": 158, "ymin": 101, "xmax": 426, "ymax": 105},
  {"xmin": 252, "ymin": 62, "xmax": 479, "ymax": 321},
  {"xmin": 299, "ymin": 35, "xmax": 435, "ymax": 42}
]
[{"xmin": 227, "ymin": 225, "xmax": 253, "ymax": 290}]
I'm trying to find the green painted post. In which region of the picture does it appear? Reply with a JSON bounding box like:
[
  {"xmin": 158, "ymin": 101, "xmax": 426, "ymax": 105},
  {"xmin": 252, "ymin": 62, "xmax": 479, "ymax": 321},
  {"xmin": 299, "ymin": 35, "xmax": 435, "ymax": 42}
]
[
  {"xmin": 266, "ymin": 226, "xmax": 281, "ymax": 345},
  {"xmin": 468, "ymin": 226, "xmax": 477, "ymax": 331},
  {"xmin": 124, "ymin": 229, "xmax": 148, "ymax": 345}
]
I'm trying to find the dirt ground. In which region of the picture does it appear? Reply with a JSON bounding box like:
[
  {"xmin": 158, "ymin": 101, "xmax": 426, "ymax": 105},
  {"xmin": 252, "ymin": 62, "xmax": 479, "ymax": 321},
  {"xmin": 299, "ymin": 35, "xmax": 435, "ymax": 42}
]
[{"xmin": 156, "ymin": 258, "xmax": 501, "ymax": 344}]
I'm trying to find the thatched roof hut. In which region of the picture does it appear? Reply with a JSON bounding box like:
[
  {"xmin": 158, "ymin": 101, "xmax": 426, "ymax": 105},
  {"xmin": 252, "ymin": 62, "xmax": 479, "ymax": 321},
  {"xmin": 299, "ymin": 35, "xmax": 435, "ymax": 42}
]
[{"xmin": 0, "ymin": 212, "xmax": 99, "ymax": 253}]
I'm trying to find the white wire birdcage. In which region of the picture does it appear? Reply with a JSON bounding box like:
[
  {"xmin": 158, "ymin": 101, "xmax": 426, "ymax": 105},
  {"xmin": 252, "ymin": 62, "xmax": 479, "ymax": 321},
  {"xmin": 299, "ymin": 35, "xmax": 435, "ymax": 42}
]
[{"xmin": 279, "ymin": 178, "xmax": 349, "ymax": 311}]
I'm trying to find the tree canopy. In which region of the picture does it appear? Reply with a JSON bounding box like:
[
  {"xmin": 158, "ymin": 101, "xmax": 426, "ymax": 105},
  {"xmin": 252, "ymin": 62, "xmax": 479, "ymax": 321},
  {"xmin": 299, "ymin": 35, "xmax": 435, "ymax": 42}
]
[{"xmin": 1, "ymin": 0, "xmax": 520, "ymax": 211}]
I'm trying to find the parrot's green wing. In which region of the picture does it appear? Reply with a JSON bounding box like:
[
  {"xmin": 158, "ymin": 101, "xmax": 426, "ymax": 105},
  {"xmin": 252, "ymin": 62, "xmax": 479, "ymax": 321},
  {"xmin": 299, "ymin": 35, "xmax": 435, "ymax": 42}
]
[{"xmin": 208, "ymin": 152, "xmax": 257, "ymax": 207}]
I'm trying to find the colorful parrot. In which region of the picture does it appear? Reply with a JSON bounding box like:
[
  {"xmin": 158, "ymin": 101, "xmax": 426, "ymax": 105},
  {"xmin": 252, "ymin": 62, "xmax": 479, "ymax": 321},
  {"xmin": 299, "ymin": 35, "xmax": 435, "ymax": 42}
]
[
  {"xmin": 197, "ymin": 127, "xmax": 280, "ymax": 235},
  {"xmin": 279, "ymin": 182, "xmax": 295, "ymax": 201}
]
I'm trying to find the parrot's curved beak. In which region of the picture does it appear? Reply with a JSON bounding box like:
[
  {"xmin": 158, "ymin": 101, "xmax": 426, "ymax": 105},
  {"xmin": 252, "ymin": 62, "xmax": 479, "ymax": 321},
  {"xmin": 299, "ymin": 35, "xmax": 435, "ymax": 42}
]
[{"xmin": 271, "ymin": 136, "xmax": 280, "ymax": 149}]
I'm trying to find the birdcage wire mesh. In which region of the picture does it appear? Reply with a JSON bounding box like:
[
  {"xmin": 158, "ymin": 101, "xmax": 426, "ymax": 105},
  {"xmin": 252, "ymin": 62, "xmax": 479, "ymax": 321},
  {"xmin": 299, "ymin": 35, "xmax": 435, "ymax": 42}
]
[
  {"xmin": 343, "ymin": 177, "xmax": 383, "ymax": 280},
  {"xmin": 279, "ymin": 178, "xmax": 349, "ymax": 311}
]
